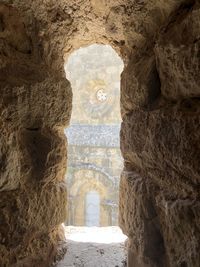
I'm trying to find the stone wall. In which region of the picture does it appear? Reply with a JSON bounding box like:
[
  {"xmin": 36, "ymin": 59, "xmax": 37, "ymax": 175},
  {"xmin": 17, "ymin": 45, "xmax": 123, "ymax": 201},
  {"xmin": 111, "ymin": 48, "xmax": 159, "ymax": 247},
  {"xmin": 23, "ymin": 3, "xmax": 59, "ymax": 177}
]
[
  {"xmin": 119, "ymin": 1, "xmax": 200, "ymax": 266},
  {"xmin": 0, "ymin": 3, "xmax": 72, "ymax": 266},
  {"xmin": 0, "ymin": 1, "xmax": 200, "ymax": 266},
  {"xmin": 66, "ymin": 145, "xmax": 122, "ymax": 226}
]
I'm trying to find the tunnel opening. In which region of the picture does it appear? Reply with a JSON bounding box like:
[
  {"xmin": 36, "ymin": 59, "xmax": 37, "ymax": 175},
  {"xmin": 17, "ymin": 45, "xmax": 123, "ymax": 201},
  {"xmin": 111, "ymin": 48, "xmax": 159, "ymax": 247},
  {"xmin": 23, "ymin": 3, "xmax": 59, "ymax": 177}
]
[
  {"xmin": 1, "ymin": 2, "xmax": 199, "ymax": 267},
  {"xmin": 61, "ymin": 44, "xmax": 127, "ymax": 266}
]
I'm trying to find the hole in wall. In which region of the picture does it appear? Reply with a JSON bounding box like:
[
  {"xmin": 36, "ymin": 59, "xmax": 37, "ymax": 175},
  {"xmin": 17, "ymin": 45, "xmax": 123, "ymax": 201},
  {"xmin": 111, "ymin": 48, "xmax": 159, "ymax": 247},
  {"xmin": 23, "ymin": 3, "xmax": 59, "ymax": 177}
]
[
  {"xmin": 64, "ymin": 44, "xmax": 124, "ymax": 228},
  {"xmin": 60, "ymin": 44, "xmax": 127, "ymax": 266}
]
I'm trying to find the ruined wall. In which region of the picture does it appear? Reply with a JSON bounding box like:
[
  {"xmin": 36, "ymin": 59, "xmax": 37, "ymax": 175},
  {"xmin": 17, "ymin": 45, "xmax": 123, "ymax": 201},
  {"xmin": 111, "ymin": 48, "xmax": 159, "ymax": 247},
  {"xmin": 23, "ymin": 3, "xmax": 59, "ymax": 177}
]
[
  {"xmin": 0, "ymin": 3, "xmax": 72, "ymax": 266},
  {"xmin": 0, "ymin": 0, "xmax": 199, "ymax": 266},
  {"xmin": 119, "ymin": 1, "xmax": 200, "ymax": 266}
]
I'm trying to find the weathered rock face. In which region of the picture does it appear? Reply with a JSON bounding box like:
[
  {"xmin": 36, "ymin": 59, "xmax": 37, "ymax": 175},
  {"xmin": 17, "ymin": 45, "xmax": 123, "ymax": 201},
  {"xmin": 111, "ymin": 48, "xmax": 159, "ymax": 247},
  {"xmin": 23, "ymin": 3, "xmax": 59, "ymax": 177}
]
[
  {"xmin": 0, "ymin": 3, "xmax": 72, "ymax": 266},
  {"xmin": 0, "ymin": 0, "xmax": 199, "ymax": 266},
  {"xmin": 120, "ymin": 1, "xmax": 200, "ymax": 266}
]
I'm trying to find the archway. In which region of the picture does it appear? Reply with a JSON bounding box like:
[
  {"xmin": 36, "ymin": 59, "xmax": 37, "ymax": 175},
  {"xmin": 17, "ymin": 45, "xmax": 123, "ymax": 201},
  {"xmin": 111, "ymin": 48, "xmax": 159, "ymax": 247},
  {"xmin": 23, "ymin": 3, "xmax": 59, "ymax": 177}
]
[
  {"xmin": 64, "ymin": 44, "xmax": 124, "ymax": 228},
  {"xmin": 67, "ymin": 169, "xmax": 111, "ymax": 226},
  {"xmin": 61, "ymin": 43, "xmax": 127, "ymax": 265}
]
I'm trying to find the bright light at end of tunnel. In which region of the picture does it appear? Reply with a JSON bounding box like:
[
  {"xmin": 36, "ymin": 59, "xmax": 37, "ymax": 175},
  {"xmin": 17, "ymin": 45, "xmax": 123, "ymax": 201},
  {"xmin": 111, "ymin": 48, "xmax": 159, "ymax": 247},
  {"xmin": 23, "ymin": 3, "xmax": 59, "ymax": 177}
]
[{"xmin": 63, "ymin": 225, "xmax": 128, "ymax": 244}]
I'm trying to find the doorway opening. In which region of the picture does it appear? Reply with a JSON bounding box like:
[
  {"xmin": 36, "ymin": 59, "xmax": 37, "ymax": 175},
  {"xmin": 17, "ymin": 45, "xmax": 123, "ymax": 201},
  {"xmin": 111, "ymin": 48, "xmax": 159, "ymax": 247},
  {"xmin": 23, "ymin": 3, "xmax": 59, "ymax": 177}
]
[
  {"xmin": 85, "ymin": 190, "xmax": 100, "ymax": 226},
  {"xmin": 61, "ymin": 44, "xmax": 127, "ymax": 266}
]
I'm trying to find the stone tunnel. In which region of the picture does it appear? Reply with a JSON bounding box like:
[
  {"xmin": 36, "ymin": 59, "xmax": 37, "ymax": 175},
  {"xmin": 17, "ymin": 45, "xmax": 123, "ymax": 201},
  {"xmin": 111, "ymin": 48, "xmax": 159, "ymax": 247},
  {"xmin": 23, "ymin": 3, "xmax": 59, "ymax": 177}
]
[{"xmin": 0, "ymin": 0, "xmax": 200, "ymax": 266}]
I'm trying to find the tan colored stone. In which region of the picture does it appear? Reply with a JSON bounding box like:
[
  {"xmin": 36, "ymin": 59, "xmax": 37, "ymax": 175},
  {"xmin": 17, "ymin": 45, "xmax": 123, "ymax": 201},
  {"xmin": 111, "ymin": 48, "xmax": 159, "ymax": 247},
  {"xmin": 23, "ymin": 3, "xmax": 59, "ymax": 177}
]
[{"xmin": 0, "ymin": 0, "xmax": 200, "ymax": 266}]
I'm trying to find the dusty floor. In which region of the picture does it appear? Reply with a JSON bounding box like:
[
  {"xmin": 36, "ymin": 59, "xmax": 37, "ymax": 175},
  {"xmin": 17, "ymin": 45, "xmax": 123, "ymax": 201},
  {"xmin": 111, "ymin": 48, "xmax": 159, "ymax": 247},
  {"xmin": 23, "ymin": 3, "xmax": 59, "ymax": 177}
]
[{"xmin": 56, "ymin": 226, "xmax": 127, "ymax": 267}]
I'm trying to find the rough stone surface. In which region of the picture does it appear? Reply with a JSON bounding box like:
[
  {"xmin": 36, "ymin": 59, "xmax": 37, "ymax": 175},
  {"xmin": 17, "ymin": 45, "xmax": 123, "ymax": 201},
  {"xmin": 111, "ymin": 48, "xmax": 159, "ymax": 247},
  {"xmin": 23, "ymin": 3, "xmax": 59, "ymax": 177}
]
[
  {"xmin": 120, "ymin": 1, "xmax": 200, "ymax": 266},
  {"xmin": 0, "ymin": 0, "xmax": 200, "ymax": 266}
]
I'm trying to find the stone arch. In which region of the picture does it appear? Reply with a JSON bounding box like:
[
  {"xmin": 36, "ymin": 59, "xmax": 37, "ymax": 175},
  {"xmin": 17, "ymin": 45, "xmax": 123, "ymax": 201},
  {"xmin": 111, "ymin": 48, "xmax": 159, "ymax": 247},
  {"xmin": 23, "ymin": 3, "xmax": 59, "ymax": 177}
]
[
  {"xmin": 68, "ymin": 163, "xmax": 117, "ymax": 188},
  {"xmin": 71, "ymin": 179, "xmax": 108, "ymax": 226},
  {"xmin": 67, "ymin": 168, "xmax": 116, "ymax": 226},
  {"xmin": 1, "ymin": 1, "xmax": 200, "ymax": 267}
]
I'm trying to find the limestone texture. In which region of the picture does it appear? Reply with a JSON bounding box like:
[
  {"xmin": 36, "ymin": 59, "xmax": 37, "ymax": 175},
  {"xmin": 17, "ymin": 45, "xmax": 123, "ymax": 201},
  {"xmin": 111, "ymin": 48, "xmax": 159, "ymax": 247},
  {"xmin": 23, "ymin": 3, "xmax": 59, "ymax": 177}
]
[{"xmin": 0, "ymin": 0, "xmax": 199, "ymax": 266}]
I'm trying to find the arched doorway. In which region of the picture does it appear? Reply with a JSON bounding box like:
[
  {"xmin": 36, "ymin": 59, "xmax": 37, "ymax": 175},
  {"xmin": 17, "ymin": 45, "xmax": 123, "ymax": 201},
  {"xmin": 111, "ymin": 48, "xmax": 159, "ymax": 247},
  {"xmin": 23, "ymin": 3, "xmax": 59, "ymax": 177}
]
[{"xmin": 67, "ymin": 169, "xmax": 112, "ymax": 226}]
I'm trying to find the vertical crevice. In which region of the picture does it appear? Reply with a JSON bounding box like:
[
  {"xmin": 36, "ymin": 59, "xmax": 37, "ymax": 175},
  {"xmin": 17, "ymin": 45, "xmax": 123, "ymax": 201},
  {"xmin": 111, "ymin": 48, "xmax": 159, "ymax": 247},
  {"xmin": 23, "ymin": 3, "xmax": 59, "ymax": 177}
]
[
  {"xmin": 0, "ymin": 14, "xmax": 5, "ymax": 32},
  {"xmin": 144, "ymin": 199, "xmax": 166, "ymax": 267}
]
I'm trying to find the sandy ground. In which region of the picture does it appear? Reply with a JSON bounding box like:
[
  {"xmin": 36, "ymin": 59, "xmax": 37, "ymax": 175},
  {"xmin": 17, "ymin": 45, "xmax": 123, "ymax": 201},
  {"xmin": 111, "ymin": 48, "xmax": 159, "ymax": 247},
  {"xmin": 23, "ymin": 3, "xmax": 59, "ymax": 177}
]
[{"xmin": 56, "ymin": 226, "xmax": 127, "ymax": 267}]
